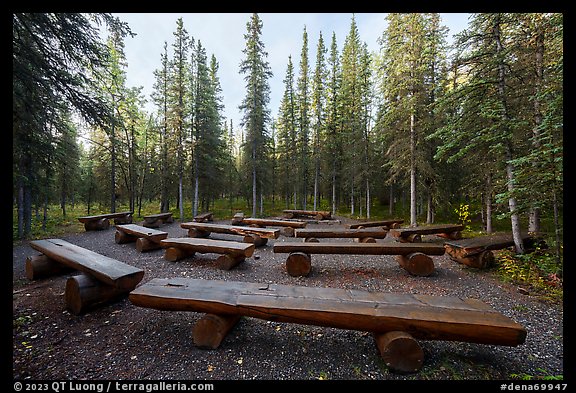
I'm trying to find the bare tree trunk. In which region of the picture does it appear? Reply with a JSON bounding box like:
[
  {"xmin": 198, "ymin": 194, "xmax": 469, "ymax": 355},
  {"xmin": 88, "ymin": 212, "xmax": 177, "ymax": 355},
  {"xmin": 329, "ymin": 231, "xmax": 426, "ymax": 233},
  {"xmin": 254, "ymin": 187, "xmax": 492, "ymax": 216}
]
[
  {"xmin": 410, "ymin": 112, "xmax": 417, "ymax": 226},
  {"xmin": 366, "ymin": 180, "xmax": 371, "ymax": 219},
  {"xmin": 485, "ymin": 173, "xmax": 493, "ymax": 233},
  {"xmin": 389, "ymin": 182, "xmax": 394, "ymax": 216}
]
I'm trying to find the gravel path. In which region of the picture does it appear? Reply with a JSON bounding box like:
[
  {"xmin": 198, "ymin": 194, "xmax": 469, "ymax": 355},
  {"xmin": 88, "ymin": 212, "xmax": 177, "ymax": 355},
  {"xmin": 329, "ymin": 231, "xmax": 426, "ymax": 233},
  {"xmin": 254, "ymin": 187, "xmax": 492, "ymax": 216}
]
[{"xmin": 12, "ymin": 217, "xmax": 564, "ymax": 381}]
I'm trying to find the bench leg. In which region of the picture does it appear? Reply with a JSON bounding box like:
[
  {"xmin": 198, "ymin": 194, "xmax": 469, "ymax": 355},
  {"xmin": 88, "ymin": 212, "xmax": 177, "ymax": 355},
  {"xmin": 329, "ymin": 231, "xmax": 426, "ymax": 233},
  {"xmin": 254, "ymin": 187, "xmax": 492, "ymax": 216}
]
[
  {"xmin": 164, "ymin": 247, "xmax": 195, "ymax": 262},
  {"xmin": 356, "ymin": 237, "xmax": 376, "ymax": 243},
  {"xmin": 136, "ymin": 238, "xmax": 162, "ymax": 253},
  {"xmin": 114, "ymin": 214, "xmax": 133, "ymax": 225},
  {"xmin": 243, "ymin": 234, "xmax": 268, "ymax": 247},
  {"xmin": 65, "ymin": 274, "xmax": 129, "ymax": 315},
  {"xmin": 286, "ymin": 252, "xmax": 312, "ymax": 277},
  {"xmin": 115, "ymin": 230, "xmax": 137, "ymax": 244},
  {"xmin": 437, "ymin": 231, "xmax": 462, "ymax": 240},
  {"xmin": 193, "ymin": 314, "xmax": 242, "ymax": 349},
  {"xmin": 304, "ymin": 237, "xmax": 319, "ymax": 243},
  {"xmin": 446, "ymin": 246, "xmax": 495, "ymax": 269},
  {"xmin": 282, "ymin": 227, "xmax": 295, "ymax": 237},
  {"xmin": 374, "ymin": 331, "xmax": 424, "ymax": 374},
  {"xmin": 84, "ymin": 218, "xmax": 110, "ymax": 231},
  {"xmin": 143, "ymin": 219, "xmax": 160, "ymax": 228},
  {"xmin": 216, "ymin": 254, "xmax": 245, "ymax": 270},
  {"xmin": 396, "ymin": 253, "xmax": 435, "ymax": 277},
  {"xmin": 25, "ymin": 255, "xmax": 73, "ymax": 280},
  {"xmin": 188, "ymin": 228, "xmax": 211, "ymax": 238},
  {"xmin": 398, "ymin": 234, "xmax": 422, "ymax": 243}
]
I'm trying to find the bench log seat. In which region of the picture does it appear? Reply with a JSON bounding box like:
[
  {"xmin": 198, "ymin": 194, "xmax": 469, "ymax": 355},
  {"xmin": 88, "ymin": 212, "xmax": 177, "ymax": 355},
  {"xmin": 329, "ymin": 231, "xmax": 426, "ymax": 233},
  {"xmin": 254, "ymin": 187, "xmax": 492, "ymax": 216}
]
[
  {"xmin": 294, "ymin": 227, "xmax": 388, "ymax": 243},
  {"xmin": 115, "ymin": 224, "xmax": 169, "ymax": 252},
  {"xmin": 444, "ymin": 233, "xmax": 542, "ymax": 269},
  {"xmin": 237, "ymin": 217, "xmax": 307, "ymax": 237},
  {"xmin": 129, "ymin": 277, "xmax": 527, "ymax": 373},
  {"xmin": 282, "ymin": 209, "xmax": 332, "ymax": 220},
  {"xmin": 193, "ymin": 212, "xmax": 214, "ymax": 223},
  {"xmin": 390, "ymin": 224, "xmax": 465, "ymax": 243},
  {"xmin": 160, "ymin": 238, "xmax": 255, "ymax": 270},
  {"xmin": 77, "ymin": 211, "xmax": 133, "ymax": 231},
  {"xmin": 347, "ymin": 219, "xmax": 404, "ymax": 230},
  {"xmin": 27, "ymin": 239, "xmax": 144, "ymax": 314},
  {"xmin": 181, "ymin": 222, "xmax": 280, "ymax": 247},
  {"xmin": 143, "ymin": 212, "xmax": 174, "ymax": 228},
  {"xmin": 273, "ymin": 241, "xmax": 446, "ymax": 277}
]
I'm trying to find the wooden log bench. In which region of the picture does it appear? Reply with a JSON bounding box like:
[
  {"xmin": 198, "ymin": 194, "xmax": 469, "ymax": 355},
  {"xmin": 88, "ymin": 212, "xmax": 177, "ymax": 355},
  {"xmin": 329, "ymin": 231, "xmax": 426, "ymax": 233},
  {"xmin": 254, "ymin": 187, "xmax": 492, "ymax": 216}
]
[
  {"xmin": 444, "ymin": 233, "xmax": 542, "ymax": 269},
  {"xmin": 230, "ymin": 212, "xmax": 245, "ymax": 225},
  {"xmin": 193, "ymin": 212, "xmax": 214, "ymax": 223},
  {"xmin": 181, "ymin": 222, "xmax": 280, "ymax": 247},
  {"xmin": 142, "ymin": 212, "xmax": 174, "ymax": 228},
  {"xmin": 347, "ymin": 219, "xmax": 404, "ymax": 230},
  {"xmin": 27, "ymin": 239, "xmax": 144, "ymax": 315},
  {"xmin": 237, "ymin": 217, "xmax": 307, "ymax": 237},
  {"xmin": 294, "ymin": 227, "xmax": 388, "ymax": 243},
  {"xmin": 159, "ymin": 238, "xmax": 255, "ymax": 270},
  {"xmin": 77, "ymin": 211, "xmax": 133, "ymax": 231},
  {"xmin": 390, "ymin": 224, "xmax": 465, "ymax": 243},
  {"xmin": 129, "ymin": 278, "xmax": 527, "ymax": 374},
  {"xmin": 283, "ymin": 209, "xmax": 332, "ymax": 220},
  {"xmin": 115, "ymin": 224, "xmax": 168, "ymax": 252},
  {"xmin": 273, "ymin": 241, "xmax": 446, "ymax": 277}
]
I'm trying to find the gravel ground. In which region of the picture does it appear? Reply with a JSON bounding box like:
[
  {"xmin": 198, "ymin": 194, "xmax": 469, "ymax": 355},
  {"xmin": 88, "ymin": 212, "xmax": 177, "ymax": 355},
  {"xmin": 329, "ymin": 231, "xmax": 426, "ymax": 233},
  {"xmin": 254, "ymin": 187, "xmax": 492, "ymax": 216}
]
[{"xmin": 12, "ymin": 217, "xmax": 564, "ymax": 382}]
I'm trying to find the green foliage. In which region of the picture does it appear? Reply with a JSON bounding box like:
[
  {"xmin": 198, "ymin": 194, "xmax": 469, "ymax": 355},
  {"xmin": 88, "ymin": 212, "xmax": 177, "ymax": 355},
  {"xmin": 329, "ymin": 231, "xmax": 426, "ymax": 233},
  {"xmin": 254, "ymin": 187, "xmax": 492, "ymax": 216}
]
[
  {"xmin": 495, "ymin": 248, "xmax": 562, "ymax": 302},
  {"xmin": 509, "ymin": 369, "xmax": 563, "ymax": 380}
]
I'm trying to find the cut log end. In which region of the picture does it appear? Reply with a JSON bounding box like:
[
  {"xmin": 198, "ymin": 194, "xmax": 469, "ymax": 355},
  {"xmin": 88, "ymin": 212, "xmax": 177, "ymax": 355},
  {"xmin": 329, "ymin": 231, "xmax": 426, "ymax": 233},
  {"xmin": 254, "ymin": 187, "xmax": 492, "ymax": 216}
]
[
  {"xmin": 164, "ymin": 247, "xmax": 194, "ymax": 262},
  {"xmin": 304, "ymin": 237, "xmax": 319, "ymax": 243},
  {"xmin": 282, "ymin": 227, "xmax": 295, "ymax": 237},
  {"xmin": 188, "ymin": 228, "xmax": 211, "ymax": 238},
  {"xmin": 136, "ymin": 237, "xmax": 162, "ymax": 253},
  {"xmin": 437, "ymin": 231, "xmax": 463, "ymax": 240},
  {"xmin": 25, "ymin": 255, "xmax": 72, "ymax": 280},
  {"xmin": 358, "ymin": 237, "xmax": 376, "ymax": 243},
  {"xmin": 216, "ymin": 254, "xmax": 245, "ymax": 270},
  {"xmin": 396, "ymin": 253, "xmax": 435, "ymax": 277},
  {"xmin": 115, "ymin": 230, "xmax": 137, "ymax": 244},
  {"xmin": 193, "ymin": 314, "xmax": 242, "ymax": 349},
  {"xmin": 84, "ymin": 218, "xmax": 110, "ymax": 231},
  {"xmin": 286, "ymin": 252, "xmax": 312, "ymax": 277},
  {"xmin": 374, "ymin": 331, "xmax": 424, "ymax": 374},
  {"xmin": 65, "ymin": 274, "xmax": 129, "ymax": 315},
  {"xmin": 243, "ymin": 234, "xmax": 268, "ymax": 247}
]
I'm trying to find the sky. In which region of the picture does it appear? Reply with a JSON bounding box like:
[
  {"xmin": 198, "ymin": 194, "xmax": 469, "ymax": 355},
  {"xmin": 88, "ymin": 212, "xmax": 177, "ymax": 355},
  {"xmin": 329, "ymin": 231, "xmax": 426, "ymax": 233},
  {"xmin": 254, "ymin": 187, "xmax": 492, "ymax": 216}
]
[{"xmin": 112, "ymin": 13, "xmax": 471, "ymax": 133}]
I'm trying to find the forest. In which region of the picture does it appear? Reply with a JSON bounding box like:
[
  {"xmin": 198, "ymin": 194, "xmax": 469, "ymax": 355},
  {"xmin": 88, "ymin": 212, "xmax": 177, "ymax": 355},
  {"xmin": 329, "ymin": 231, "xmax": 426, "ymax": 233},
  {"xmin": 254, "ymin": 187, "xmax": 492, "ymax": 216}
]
[{"xmin": 13, "ymin": 13, "xmax": 563, "ymax": 266}]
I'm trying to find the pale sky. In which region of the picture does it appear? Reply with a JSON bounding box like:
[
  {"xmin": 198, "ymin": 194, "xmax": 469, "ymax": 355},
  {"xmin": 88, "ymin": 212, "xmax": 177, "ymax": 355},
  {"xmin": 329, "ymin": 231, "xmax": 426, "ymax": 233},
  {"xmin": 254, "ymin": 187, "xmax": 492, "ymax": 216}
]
[{"xmin": 113, "ymin": 13, "xmax": 470, "ymax": 133}]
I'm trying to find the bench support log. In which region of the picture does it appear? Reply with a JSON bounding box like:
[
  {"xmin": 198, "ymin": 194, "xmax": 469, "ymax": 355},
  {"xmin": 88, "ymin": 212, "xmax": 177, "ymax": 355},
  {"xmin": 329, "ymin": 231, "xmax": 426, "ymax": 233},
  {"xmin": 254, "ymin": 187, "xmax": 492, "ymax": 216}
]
[
  {"xmin": 356, "ymin": 237, "xmax": 376, "ymax": 243},
  {"xmin": 25, "ymin": 255, "xmax": 73, "ymax": 280},
  {"xmin": 165, "ymin": 247, "xmax": 196, "ymax": 262},
  {"xmin": 286, "ymin": 252, "xmax": 312, "ymax": 277},
  {"xmin": 115, "ymin": 230, "xmax": 137, "ymax": 244},
  {"xmin": 396, "ymin": 252, "xmax": 435, "ymax": 277},
  {"xmin": 188, "ymin": 228, "xmax": 211, "ymax": 238},
  {"xmin": 215, "ymin": 254, "xmax": 246, "ymax": 270},
  {"xmin": 65, "ymin": 274, "xmax": 129, "ymax": 315},
  {"xmin": 374, "ymin": 331, "xmax": 424, "ymax": 373},
  {"xmin": 398, "ymin": 234, "xmax": 422, "ymax": 243},
  {"xmin": 84, "ymin": 218, "xmax": 110, "ymax": 231},
  {"xmin": 113, "ymin": 215, "xmax": 133, "ymax": 225},
  {"xmin": 136, "ymin": 237, "xmax": 162, "ymax": 252},
  {"xmin": 243, "ymin": 234, "xmax": 268, "ymax": 247},
  {"xmin": 193, "ymin": 314, "xmax": 242, "ymax": 349},
  {"xmin": 437, "ymin": 231, "xmax": 463, "ymax": 240}
]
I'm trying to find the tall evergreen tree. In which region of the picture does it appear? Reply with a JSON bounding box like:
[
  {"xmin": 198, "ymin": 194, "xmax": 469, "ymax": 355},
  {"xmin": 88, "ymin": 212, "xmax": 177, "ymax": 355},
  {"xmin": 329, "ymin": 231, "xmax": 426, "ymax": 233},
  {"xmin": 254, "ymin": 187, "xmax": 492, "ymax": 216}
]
[
  {"xmin": 296, "ymin": 26, "xmax": 311, "ymax": 209},
  {"xmin": 311, "ymin": 32, "xmax": 327, "ymax": 211},
  {"xmin": 238, "ymin": 13, "xmax": 273, "ymax": 217}
]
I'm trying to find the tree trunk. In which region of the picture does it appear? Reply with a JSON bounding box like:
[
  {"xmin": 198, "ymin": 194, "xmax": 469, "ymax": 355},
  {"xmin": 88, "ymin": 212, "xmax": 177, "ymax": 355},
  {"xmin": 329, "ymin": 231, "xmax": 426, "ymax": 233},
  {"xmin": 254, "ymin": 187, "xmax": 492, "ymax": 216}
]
[
  {"xmin": 410, "ymin": 112, "xmax": 417, "ymax": 227},
  {"xmin": 485, "ymin": 173, "xmax": 493, "ymax": 233}
]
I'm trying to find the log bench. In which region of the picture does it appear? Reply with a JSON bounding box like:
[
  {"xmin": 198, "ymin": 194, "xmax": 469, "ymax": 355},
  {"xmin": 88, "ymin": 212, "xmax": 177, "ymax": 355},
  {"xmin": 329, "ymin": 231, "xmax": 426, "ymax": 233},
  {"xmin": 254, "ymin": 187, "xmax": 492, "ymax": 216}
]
[
  {"xmin": 193, "ymin": 212, "xmax": 214, "ymax": 223},
  {"xmin": 181, "ymin": 222, "xmax": 280, "ymax": 247},
  {"xmin": 27, "ymin": 238, "xmax": 144, "ymax": 315},
  {"xmin": 390, "ymin": 224, "xmax": 465, "ymax": 243},
  {"xmin": 444, "ymin": 233, "xmax": 542, "ymax": 269},
  {"xmin": 347, "ymin": 219, "xmax": 404, "ymax": 230},
  {"xmin": 273, "ymin": 241, "xmax": 446, "ymax": 277},
  {"xmin": 77, "ymin": 211, "xmax": 133, "ymax": 231},
  {"xmin": 129, "ymin": 277, "xmax": 527, "ymax": 373},
  {"xmin": 159, "ymin": 238, "xmax": 255, "ymax": 270},
  {"xmin": 283, "ymin": 209, "xmax": 332, "ymax": 220},
  {"xmin": 294, "ymin": 227, "xmax": 388, "ymax": 243},
  {"xmin": 237, "ymin": 217, "xmax": 307, "ymax": 237},
  {"xmin": 115, "ymin": 224, "xmax": 168, "ymax": 252},
  {"xmin": 142, "ymin": 212, "xmax": 174, "ymax": 228}
]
